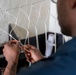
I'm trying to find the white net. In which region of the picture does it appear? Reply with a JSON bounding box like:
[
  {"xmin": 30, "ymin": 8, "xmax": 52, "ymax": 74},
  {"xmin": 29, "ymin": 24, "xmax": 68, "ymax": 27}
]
[
  {"xmin": 0, "ymin": 0, "xmax": 51, "ymax": 47},
  {"xmin": 0, "ymin": 0, "xmax": 73, "ymax": 70},
  {"xmin": 0, "ymin": 0, "xmax": 52, "ymax": 67},
  {"xmin": 1, "ymin": 0, "xmax": 70, "ymax": 66},
  {"xmin": 1, "ymin": 0, "xmax": 72, "ymax": 69}
]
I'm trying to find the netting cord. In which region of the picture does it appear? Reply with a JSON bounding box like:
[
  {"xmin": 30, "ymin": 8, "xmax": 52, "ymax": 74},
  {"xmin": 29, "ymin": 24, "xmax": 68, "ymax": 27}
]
[
  {"xmin": 0, "ymin": 0, "xmax": 51, "ymax": 66},
  {"xmin": 35, "ymin": 2, "xmax": 44, "ymax": 50},
  {"xmin": 0, "ymin": 11, "xmax": 29, "ymax": 48},
  {"xmin": 44, "ymin": 9, "xmax": 50, "ymax": 50},
  {"xmin": 5, "ymin": 10, "xmax": 29, "ymax": 45},
  {"xmin": 19, "ymin": 5, "xmax": 33, "ymax": 67},
  {"xmin": 20, "ymin": 8, "xmax": 30, "ymax": 44}
]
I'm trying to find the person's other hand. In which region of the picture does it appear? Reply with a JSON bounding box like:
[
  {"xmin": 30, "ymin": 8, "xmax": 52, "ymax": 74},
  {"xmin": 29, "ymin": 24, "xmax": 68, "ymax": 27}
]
[
  {"xmin": 3, "ymin": 40, "xmax": 20, "ymax": 65},
  {"xmin": 22, "ymin": 45, "xmax": 45, "ymax": 63}
]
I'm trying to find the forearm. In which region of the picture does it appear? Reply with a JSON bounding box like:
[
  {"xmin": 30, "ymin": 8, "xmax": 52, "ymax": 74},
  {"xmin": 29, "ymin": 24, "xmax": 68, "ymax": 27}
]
[{"xmin": 3, "ymin": 63, "xmax": 18, "ymax": 75}]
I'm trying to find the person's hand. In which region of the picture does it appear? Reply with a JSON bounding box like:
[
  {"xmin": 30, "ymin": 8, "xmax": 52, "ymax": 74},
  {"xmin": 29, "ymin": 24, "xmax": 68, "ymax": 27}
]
[
  {"xmin": 3, "ymin": 40, "xmax": 20, "ymax": 66},
  {"xmin": 22, "ymin": 45, "xmax": 45, "ymax": 63}
]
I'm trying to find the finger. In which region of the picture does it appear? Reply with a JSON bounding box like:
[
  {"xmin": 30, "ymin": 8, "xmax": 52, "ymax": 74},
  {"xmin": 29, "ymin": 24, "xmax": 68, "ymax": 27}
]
[
  {"xmin": 9, "ymin": 40, "xmax": 20, "ymax": 50},
  {"xmin": 26, "ymin": 58, "xmax": 31, "ymax": 62},
  {"xmin": 27, "ymin": 44, "xmax": 31, "ymax": 48},
  {"xmin": 24, "ymin": 48, "xmax": 30, "ymax": 53},
  {"xmin": 26, "ymin": 57, "xmax": 33, "ymax": 62},
  {"xmin": 20, "ymin": 46, "xmax": 25, "ymax": 50},
  {"xmin": 25, "ymin": 45, "xmax": 31, "ymax": 50},
  {"xmin": 11, "ymin": 40, "xmax": 19, "ymax": 46},
  {"xmin": 25, "ymin": 53, "xmax": 32, "ymax": 61},
  {"xmin": 4, "ymin": 40, "xmax": 18, "ymax": 47},
  {"xmin": 22, "ymin": 45, "xmax": 30, "ymax": 52},
  {"xmin": 31, "ymin": 59, "xmax": 35, "ymax": 63},
  {"xmin": 10, "ymin": 40, "xmax": 18, "ymax": 43},
  {"xmin": 25, "ymin": 51, "xmax": 31, "ymax": 58},
  {"xmin": 24, "ymin": 45, "xmax": 34, "ymax": 51},
  {"xmin": 4, "ymin": 41, "xmax": 14, "ymax": 47},
  {"xmin": 16, "ymin": 41, "xmax": 20, "ymax": 46},
  {"xmin": 25, "ymin": 52, "xmax": 31, "ymax": 57},
  {"xmin": 13, "ymin": 41, "xmax": 20, "ymax": 48},
  {"xmin": 27, "ymin": 44, "xmax": 36, "ymax": 50},
  {"xmin": 30, "ymin": 46, "xmax": 36, "ymax": 50},
  {"xmin": 8, "ymin": 40, "xmax": 18, "ymax": 46},
  {"xmin": 27, "ymin": 53, "xmax": 31, "ymax": 57},
  {"xmin": 27, "ymin": 45, "xmax": 38, "ymax": 53},
  {"xmin": 25, "ymin": 54, "xmax": 30, "ymax": 60},
  {"xmin": 26, "ymin": 58, "xmax": 35, "ymax": 63},
  {"xmin": 24, "ymin": 45, "xmax": 36, "ymax": 52}
]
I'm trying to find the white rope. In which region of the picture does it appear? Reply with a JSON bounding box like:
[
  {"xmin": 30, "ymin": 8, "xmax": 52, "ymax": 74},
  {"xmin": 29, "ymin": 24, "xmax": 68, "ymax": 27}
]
[
  {"xmin": 0, "ymin": 0, "xmax": 51, "ymax": 66},
  {"xmin": 27, "ymin": 4, "xmax": 33, "ymax": 45},
  {"xmin": 19, "ymin": 8, "xmax": 30, "ymax": 45},
  {"xmin": 0, "ymin": 28, "xmax": 16, "ymax": 41},
  {"xmin": 27, "ymin": 4, "xmax": 33, "ymax": 29},
  {"xmin": 5, "ymin": 10, "xmax": 29, "ymax": 44},
  {"xmin": 35, "ymin": 2, "xmax": 44, "ymax": 50},
  {"xmin": 44, "ymin": 9, "xmax": 50, "ymax": 53},
  {"xmin": 36, "ymin": 2, "xmax": 43, "ymax": 27},
  {"xmin": 44, "ymin": 23, "xmax": 47, "ymax": 42},
  {"xmin": 0, "ymin": 10, "xmax": 28, "ymax": 47},
  {"xmin": 0, "ymin": 28, "xmax": 25, "ymax": 52},
  {"xmin": 35, "ymin": 26, "xmax": 39, "ymax": 50},
  {"xmin": 6, "ymin": 8, "xmax": 31, "ymax": 67}
]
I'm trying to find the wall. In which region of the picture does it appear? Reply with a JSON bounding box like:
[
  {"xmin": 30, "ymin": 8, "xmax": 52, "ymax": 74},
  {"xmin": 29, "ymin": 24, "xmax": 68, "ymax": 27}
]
[
  {"xmin": 0, "ymin": 0, "xmax": 72, "ymax": 46},
  {"xmin": 0, "ymin": 0, "xmax": 50, "ymax": 45}
]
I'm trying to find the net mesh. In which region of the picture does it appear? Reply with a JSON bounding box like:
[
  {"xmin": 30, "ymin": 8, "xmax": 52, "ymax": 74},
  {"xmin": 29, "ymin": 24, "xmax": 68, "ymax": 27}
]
[
  {"xmin": 0, "ymin": 0, "xmax": 51, "ymax": 48},
  {"xmin": 0, "ymin": 0, "xmax": 52, "ymax": 67},
  {"xmin": 0, "ymin": 0, "xmax": 73, "ymax": 70}
]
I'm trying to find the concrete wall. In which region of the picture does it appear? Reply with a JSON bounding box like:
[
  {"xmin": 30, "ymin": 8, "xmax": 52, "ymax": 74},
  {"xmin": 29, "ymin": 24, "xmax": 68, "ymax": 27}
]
[
  {"xmin": 0, "ymin": 0, "xmax": 50, "ymax": 45},
  {"xmin": 0, "ymin": 0, "xmax": 72, "ymax": 46}
]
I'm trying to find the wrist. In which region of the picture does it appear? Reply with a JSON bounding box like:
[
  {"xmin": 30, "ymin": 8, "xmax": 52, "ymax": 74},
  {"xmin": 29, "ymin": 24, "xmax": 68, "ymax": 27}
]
[
  {"xmin": 7, "ymin": 62, "xmax": 18, "ymax": 70},
  {"xmin": 40, "ymin": 55, "xmax": 45, "ymax": 60},
  {"xmin": 4, "ymin": 62, "xmax": 17, "ymax": 75},
  {"xmin": 36, "ymin": 55, "xmax": 45, "ymax": 62}
]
